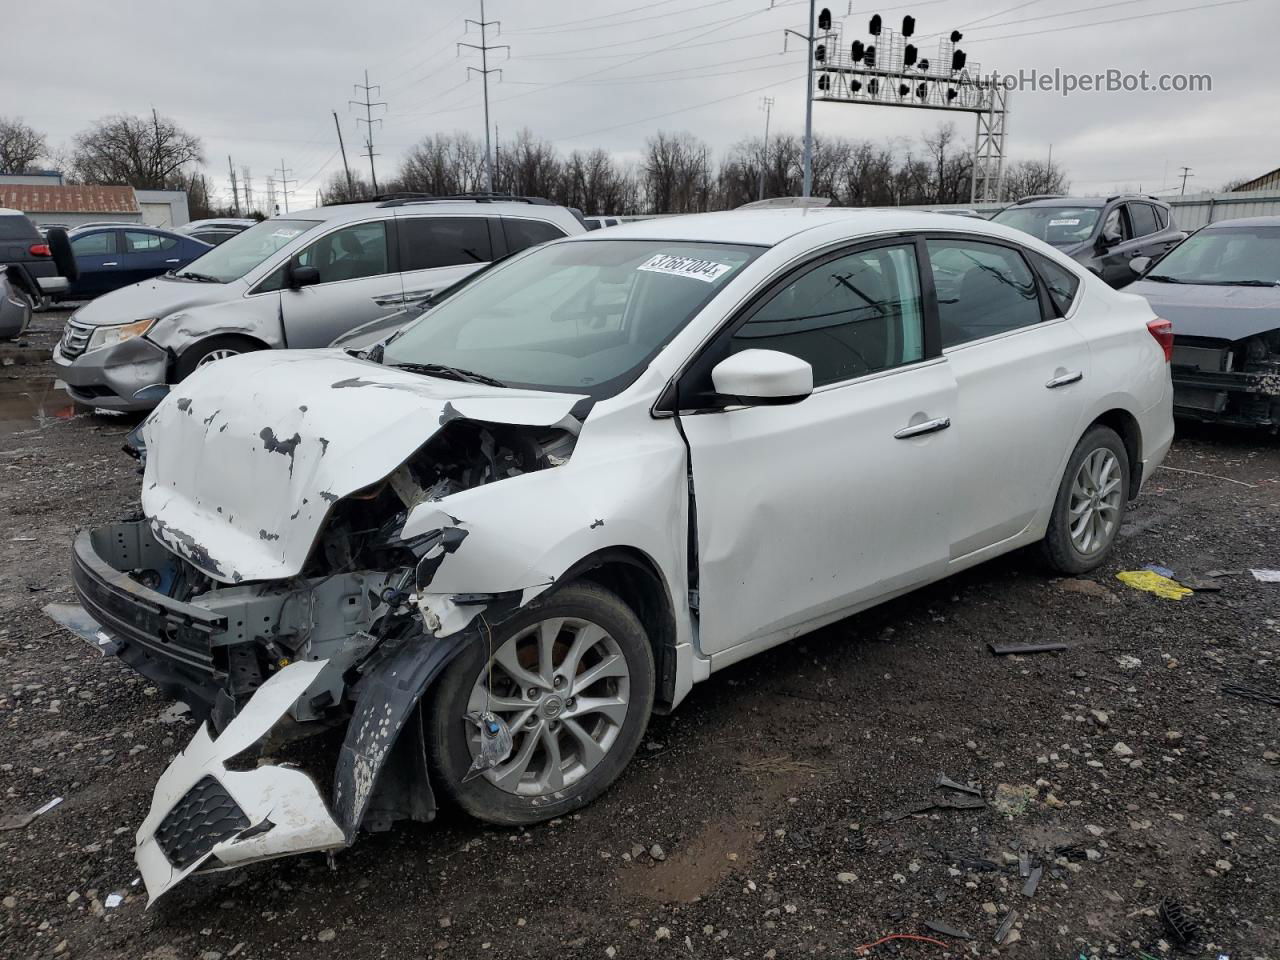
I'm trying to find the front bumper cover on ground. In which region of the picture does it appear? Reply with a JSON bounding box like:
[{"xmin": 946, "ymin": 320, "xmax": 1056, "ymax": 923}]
[{"xmin": 134, "ymin": 660, "xmax": 344, "ymax": 902}]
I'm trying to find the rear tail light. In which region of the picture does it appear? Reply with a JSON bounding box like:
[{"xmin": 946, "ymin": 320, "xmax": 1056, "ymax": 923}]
[
  {"xmin": 1147, "ymin": 317, "xmax": 1173, "ymax": 362},
  {"xmin": 29, "ymin": 243, "xmax": 51, "ymax": 257}
]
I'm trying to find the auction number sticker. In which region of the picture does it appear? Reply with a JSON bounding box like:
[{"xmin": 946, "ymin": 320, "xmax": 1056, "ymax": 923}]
[
  {"xmin": 1048, "ymin": 218, "xmax": 1081, "ymax": 226},
  {"xmin": 638, "ymin": 254, "xmax": 734, "ymax": 283}
]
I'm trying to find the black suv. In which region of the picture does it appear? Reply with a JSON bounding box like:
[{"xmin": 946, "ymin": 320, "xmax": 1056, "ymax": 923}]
[
  {"xmin": 992, "ymin": 194, "xmax": 1186, "ymax": 288},
  {"xmin": 0, "ymin": 207, "xmax": 58, "ymax": 301}
]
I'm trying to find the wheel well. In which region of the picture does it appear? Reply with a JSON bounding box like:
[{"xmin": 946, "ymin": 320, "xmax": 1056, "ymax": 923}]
[
  {"xmin": 171, "ymin": 334, "xmax": 271, "ymax": 379},
  {"xmin": 558, "ymin": 548, "xmax": 680, "ymax": 713},
  {"xmin": 1089, "ymin": 408, "xmax": 1143, "ymax": 498}
]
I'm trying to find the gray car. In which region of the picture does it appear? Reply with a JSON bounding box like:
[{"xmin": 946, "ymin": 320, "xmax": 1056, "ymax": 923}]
[
  {"xmin": 53, "ymin": 195, "xmax": 586, "ymax": 410},
  {"xmin": 1126, "ymin": 215, "xmax": 1280, "ymax": 428},
  {"xmin": 992, "ymin": 194, "xmax": 1186, "ymax": 288}
]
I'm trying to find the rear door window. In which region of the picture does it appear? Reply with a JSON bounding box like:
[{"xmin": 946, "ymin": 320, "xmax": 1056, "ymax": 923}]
[
  {"xmin": 1029, "ymin": 252, "xmax": 1081, "ymax": 316},
  {"xmin": 399, "ymin": 217, "xmax": 493, "ymax": 270},
  {"xmin": 124, "ymin": 231, "xmax": 178, "ymax": 253},
  {"xmin": 1127, "ymin": 203, "xmax": 1158, "ymax": 238},
  {"xmin": 927, "ymin": 239, "xmax": 1044, "ymax": 347},
  {"xmin": 502, "ymin": 218, "xmax": 567, "ymax": 255}
]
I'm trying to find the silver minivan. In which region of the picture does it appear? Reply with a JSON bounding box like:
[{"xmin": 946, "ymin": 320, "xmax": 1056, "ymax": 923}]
[{"xmin": 53, "ymin": 196, "xmax": 585, "ymax": 410}]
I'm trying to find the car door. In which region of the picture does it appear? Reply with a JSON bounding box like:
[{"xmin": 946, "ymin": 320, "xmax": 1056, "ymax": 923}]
[
  {"xmin": 68, "ymin": 230, "xmax": 122, "ymax": 297},
  {"xmin": 121, "ymin": 230, "xmax": 179, "ymax": 287},
  {"xmin": 501, "ymin": 217, "xmax": 569, "ymax": 257},
  {"xmin": 924, "ymin": 236, "xmax": 1090, "ymax": 563},
  {"xmin": 1094, "ymin": 206, "xmax": 1143, "ymax": 287},
  {"xmin": 278, "ymin": 219, "xmax": 402, "ymax": 347},
  {"xmin": 675, "ymin": 239, "xmax": 957, "ymax": 657},
  {"xmin": 396, "ymin": 215, "xmax": 495, "ymax": 305}
]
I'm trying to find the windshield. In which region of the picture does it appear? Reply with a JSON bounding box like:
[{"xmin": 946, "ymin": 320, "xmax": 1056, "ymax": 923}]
[
  {"xmin": 176, "ymin": 218, "xmax": 318, "ymax": 282},
  {"xmin": 993, "ymin": 206, "xmax": 1101, "ymax": 247},
  {"xmin": 1145, "ymin": 226, "xmax": 1280, "ymax": 286},
  {"xmin": 382, "ymin": 239, "xmax": 761, "ymax": 398}
]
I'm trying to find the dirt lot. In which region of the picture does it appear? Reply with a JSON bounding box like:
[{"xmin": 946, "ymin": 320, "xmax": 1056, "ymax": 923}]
[{"xmin": 2, "ymin": 309, "xmax": 1278, "ymax": 960}]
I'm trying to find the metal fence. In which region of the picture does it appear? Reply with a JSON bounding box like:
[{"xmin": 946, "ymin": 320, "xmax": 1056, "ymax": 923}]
[{"xmin": 916, "ymin": 188, "xmax": 1280, "ymax": 230}]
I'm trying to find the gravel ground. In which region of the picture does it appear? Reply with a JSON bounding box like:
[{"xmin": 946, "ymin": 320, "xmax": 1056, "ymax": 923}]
[{"xmin": 2, "ymin": 309, "xmax": 1278, "ymax": 960}]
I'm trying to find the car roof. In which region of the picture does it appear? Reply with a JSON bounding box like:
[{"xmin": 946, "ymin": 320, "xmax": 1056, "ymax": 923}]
[
  {"xmin": 1201, "ymin": 215, "xmax": 1280, "ymax": 229},
  {"xmin": 559, "ymin": 207, "xmax": 1035, "ymax": 248},
  {"xmin": 1008, "ymin": 197, "xmax": 1108, "ymax": 209},
  {"xmin": 0, "ymin": 207, "xmax": 28, "ymax": 217},
  {"xmin": 286, "ymin": 199, "xmax": 580, "ymax": 223}
]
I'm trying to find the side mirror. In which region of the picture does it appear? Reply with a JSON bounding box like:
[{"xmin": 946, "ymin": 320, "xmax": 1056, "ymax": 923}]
[
  {"xmin": 46, "ymin": 227, "xmax": 79, "ymax": 282},
  {"xmin": 1129, "ymin": 255, "xmax": 1152, "ymax": 276},
  {"xmin": 710, "ymin": 349, "xmax": 813, "ymax": 406},
  {"xmin": 288, "ymin": 263, "xmax": 320, "ymax": 289}
]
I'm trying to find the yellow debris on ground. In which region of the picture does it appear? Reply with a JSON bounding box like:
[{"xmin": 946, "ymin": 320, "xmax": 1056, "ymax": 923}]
[{"xmin": 1116, "ymin": 570, "xmax": 1193, "ymax": 601}]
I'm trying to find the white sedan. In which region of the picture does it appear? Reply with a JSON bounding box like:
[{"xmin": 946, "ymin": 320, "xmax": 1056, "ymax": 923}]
[{"xmin": 57, "ymin": 208, "xmax": 1174, "ymax": 897}]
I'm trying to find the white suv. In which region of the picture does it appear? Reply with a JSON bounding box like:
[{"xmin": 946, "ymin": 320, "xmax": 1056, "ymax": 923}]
[{"xmin": 51, "ymin": 195, "xmax": 586, "ymax": 410}]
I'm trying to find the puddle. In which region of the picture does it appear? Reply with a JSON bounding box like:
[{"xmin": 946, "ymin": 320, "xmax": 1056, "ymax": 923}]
[{"xmin": 0, "ymin": 376, "xmax": 80, "ymax": 436}]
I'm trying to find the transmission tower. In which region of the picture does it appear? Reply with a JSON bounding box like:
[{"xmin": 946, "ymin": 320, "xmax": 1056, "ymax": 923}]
[
  {"xmin": 459, "ymin": 0, "xmax": 509, "ymax": 194},
  {"xmin": 265, "ymin": 176, "xmax": 278, "ymax": 217},
  {"xmin": 275, "ymin": 159, "xmax": 297, "ymax": 213},
  {"xmin": 350, "ymin": 70, "xmax": 387, "ymax": 192},
  {"xmin": 242, "ymin": 167, "xmax": 254, "ymax": 216},
  {"xmin": 757, "ymin": 97, "xmax": 774, "ymax": 201}
]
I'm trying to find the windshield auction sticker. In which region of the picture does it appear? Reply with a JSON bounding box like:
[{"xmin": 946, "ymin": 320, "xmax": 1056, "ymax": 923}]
[
  {"xmin": 638, "ymin": 254, "xmax": 734, "ymax": 283},
  {"xmin": 1048, "ymin": 218, "xmax": 1081, "ymax": 226}
]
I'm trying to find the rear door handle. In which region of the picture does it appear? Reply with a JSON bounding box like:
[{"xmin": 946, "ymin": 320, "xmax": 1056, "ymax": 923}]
[
  {"xmin": 102, "ymin": 261, "xmax": 118, "ymax": 266},
  {"xmin": 165, "ymin": 258, "xmax": 180, "ymax": 263},
  {"xmin": 894, "ymin": 416, "xmax": 951, "ymax": 439},
  {"xmin": 372, "ymin": 293, "xmax": 405, "ymax": 306},
  {"xmin": 1045, "ymin": 371, "xmax": 1084, "ymax": 389}
]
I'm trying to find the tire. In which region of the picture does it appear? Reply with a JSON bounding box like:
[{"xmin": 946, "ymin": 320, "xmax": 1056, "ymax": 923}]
[
  {"xmin": 427, "ymin": 582, "xmax": 655, "ymax": 826},
  {"xmin": 173, "ymin": 335, "xmax": 263, "ymax": 381},
  {"xmin": 1040, "ymin": 424, "xmax": 1130, "ymax": 574}
]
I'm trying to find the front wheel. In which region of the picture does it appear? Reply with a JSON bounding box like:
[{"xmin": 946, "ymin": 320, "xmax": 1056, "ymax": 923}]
[
  {"xmin": 1041, "ymin": 425, "xmax": 1130, "ymax": 574},
  {"xmin": 427, "ymin": 583, "xmax": 655, "ymax": 826},
  {"xmin": 173, "ymin": 336, "xmax": 262, "ymax": 381}
]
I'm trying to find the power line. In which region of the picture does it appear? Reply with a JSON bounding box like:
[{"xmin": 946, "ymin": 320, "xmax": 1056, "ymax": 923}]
[
  {"xmin": 501, "ymin": 0, "xmax": 705, "ymax": 34},
  {"xmin": 505, "ymin": 0, "xmax": 755, "ymax": 35},
  {"xmin": 349, "ymin": 69, "xmax": 387, "ymax": 192},
  {"xmin": 966, "ymin": 0, "xmax": 1252, "ymax": 43},
  {"xmin": 458, "ymin": 0, "xmax": 509, "ymax": 193}
]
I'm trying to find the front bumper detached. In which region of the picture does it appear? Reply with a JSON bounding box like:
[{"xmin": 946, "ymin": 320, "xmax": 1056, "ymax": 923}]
[{"xmin": 134, "ymin": 660, "xmax": 344, "ymax": 903}]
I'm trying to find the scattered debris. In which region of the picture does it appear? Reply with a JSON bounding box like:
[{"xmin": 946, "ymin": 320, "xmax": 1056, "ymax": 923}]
[
  {"xmin": 1142, "ymin": 563, "xmax": 1176, "ymax": 577},
  {"xmin": 988, "ymin": 642, "xmax": 1068, "ymax": 656},
  {"xmin": 1056, "ymin": 578, "xmax": 1120, "ymax": 603},
  {"xmin": 1115, "ymin": 654, "xmax": 1143, "ymax": 670},
  {"xmin": 1021, "ymin": 864, "xmax": 1043, "ymax": 898},
  {"xmin": 1158, "ymin": 896, "xmax": 1200, "ymax": 946},
  {"xmin": 103, "ymin": 893, "xmax": 123, "ymax": 909},
  {"xmin": 0, "ymin": 796, "xmax": 63, "ymax": 832},
  {"xmin": 1205, "ymin": 569, "xmax": 1243, "ymax": 578},
  {"xmin": 994, "ymin": 909, "xmax": 1020, "ymax": 944},
  {"xmin": 934, "ymin": 774, "xmax": 982, "ymax": 797},
  {"xmin": 881, "ymin": 778, "xmax": 987, "ymax": 822},
  {"xmin": 1018, "ymin": 850, "xmax": 1031, "ymax": 877},
  {"xmin": 1116, "ymin": 570, "xmax": 1193, "ymax": 600},
  {"xmin": 1179, "ymin": 576, "xmax": 1224, "ymax": 592},
  {"xmin": 1222, "ymin": 683, "xmax": 1280, "ymax": 708},
  {"xmin": 462, "ymin": 711, "xmax": 514, "ymax": 782},
  {"xmin": 1157, "ymin": 464, "xmax": 1256, "ymax": 488},
  {"xmin": 991, "ymin": 783, "xmax": 1037, "ymax": 817},
  {"xmin": 922, "ymin": 919, "xmax": 973, "ymax": 941},
  {"xmin": 854, "ymin": 934, "xmax": 949, "ymax": 955},
  {"xmin": 1249, "ymin": 569, "xmax": 1280, "ymax": 583}
]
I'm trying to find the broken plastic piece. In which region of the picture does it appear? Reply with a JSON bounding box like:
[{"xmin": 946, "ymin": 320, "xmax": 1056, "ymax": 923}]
[
  {"xmin": 988, "ymin": 642, "xmax": 1068, "ymax": 656},
  {"xmin": 922, "ymin": 919, "xmax": 972, "ymax": 940},
  {"xmin": 1158, "ymin": 896, "xmax": 1199, "ymax": 946},
  {"xmin": 1142, "ymin": 563, "xmax": 1175, "ymax": 577},
  {"xmin": 1249, "ymin": 568, "xmax": 1280, "ymax": 583},
  {"xmin": 462, "ymin": 710, "xmax": 514, "ymax": 783},
  {"xmin": 935, "ymin": 774, "xmax": 982, "ymax": 797},
  {"xmin": 0, "ymin": 795, "xmax": 63, "ymax": 832},
  {"xmin": 1116, "ymin": 570, "xmax": 1192, "ymax": 600},
  {"xmin": 1221, "ymin": 683, "xmax": 1280, "ymax": 707},
  {"xmin": 994, "ymin": 909, "xmax": 1019, "ymax": 944},
  {"xmin": 1021, "ymin": 864, "xmax": 1043, "ymax": 897},
  {"xmin": 104, "ymin": 893, "xmax": 124, "ymax": 909}
]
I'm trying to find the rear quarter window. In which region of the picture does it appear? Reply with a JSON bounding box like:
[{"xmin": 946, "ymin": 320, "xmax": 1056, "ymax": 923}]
[
  {"xmin": 399, "ymin": 217, "xmax": 493, "ymax": 270},
  {"xmin": 0, "ymin": 215, "xmax": 39, "ymax": 240},
  {"xmin": 502, "ymin": 217, "xmax": 568, "ymax": 255},
  {"xmin": 1029, "ymin": 252, "xmax": 1081, "ymax": 316}
]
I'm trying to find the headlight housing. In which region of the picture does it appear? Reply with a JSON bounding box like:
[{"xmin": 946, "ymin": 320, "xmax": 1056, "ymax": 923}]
[{"xmin": 86, "ymin": 318, "xmax": 157, "ymax": 353}]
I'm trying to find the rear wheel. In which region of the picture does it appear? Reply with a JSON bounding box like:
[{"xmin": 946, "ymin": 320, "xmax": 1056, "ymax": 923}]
[
  {"xmin": 173, "ymin": 336, "xmax": 262, "ymax": 381},
  {"xmin": 1041, "ymin": 425, "xmax": 1130, "ymax": 574},
  {"xmin": 427, "ymin": 583, "xmax": 654, "ymax": 826}
]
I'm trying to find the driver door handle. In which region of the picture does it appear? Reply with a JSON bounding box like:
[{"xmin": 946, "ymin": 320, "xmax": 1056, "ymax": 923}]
[
  {"xmin": 165, "ymin": 258, "xmax": 180, "ymax": 263},
  {"xmin": 894, "ymin": 416, "xmax": 951, "ymax": 439},
  {"xmin": 1045, "ymin": 370, "xmax": 1084, "ymax": 389},
  {"xmin": 372, "ymin": 293, "xmax": 405, "ymax": 306},
  {"xmin": 102, "ymin": 261, "xmax": 118, "ymax": 266}
]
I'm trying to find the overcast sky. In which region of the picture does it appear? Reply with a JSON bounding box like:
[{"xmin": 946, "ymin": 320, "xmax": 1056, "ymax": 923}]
[{"xmin": 7, "ymin": 0, "xmax": 1275, "ymax": 207}]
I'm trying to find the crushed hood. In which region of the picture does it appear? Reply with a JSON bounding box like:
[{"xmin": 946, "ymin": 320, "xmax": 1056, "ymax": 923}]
[
  {"xmin": 141, "ymin": 349, "xmax": 585, "ymax": 583},
  {"xmin": 70, "ymin": 274, "xmax": 246, "ymax": 327},
  {"xmin": 1129, "ymin": 281, "xmax": 1280, "ymax": 341}
]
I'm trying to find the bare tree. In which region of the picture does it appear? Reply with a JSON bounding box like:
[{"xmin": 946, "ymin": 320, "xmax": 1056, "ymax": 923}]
[
  {"xmin": 71, "ymin": 110, "xmax": 203, "ymax": 189},
  {"xmin": 0, "ymin": 117, "xmax": 47, "ymax": 174},
  {"xmin": 642, "ymin": 132, "xmax": 714, "ymax": 214},
  {"xmin": 1001, "ymin": 159, "xmax": 1069, "ymax": 201}
]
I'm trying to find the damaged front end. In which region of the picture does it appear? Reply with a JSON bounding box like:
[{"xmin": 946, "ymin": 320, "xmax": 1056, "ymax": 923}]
[
  {"xmin": 1172, "ymin": 332, "xmax": 1280, "ymax": 427},
  {"xmin": 47, "ymin": 352, "xmax": 589, "ymax": 901}
]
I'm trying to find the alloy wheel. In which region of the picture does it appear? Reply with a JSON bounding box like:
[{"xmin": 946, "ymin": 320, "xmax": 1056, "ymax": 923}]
[
  {"xmin": 466, "ymin": 616, "xmax": 630, "ymax": 797},
  {"xmin": 196, "ymin": 348, "xmax": 240, "ymax": 367},
  {"xmin": 1068, "ymin": 447, "xmax": 1122, "ymax": 555}
]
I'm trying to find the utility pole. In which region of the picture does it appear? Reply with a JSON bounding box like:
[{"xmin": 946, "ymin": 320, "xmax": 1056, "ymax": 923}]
[
  {"xmin": 227, "ymin": 156, "xmax": 240, "ymax": 215},
  {"xmin": 459, "ymin": 0, "xmax": 510, "ymax": 194},
  {"xmin": 266, "ymin": 176, "xmax": 278, "ymax": 217},
  {"xmin": 757, "ymin": 96, "xmax": 774, "ymax": 201},
  {"xmin": 333, "ymin": 110, "xmax": 354, "ymax": 198},
  {"xmin": 350, "ymin": 70, "xmax": 387, "ymax": 193},
  {"xmin": 784, "ymin": 1, "xmax": 828, "ymax": 198},
  {"xmin": 242, "ymin": 167, "xmax": 253, "ymax": 216},
  {"xmin": 274, "ymin": 159, "xmax": 297, "ymax": 214},
  {"xmin": 493, "ymin": 124, "xmax": 500, "ymax": 194},
  {"xmin": 1178, "ymin": 166, "xmax": 1194, "ymax": 196}
]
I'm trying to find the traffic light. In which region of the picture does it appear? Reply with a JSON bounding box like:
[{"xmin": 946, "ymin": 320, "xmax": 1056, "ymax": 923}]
[
  {"xmin": 868, "ymin": 78, "xmax": 880, "ymax": 95},
  {"xmin": 951, "ymin": 49, "xmax": 966, "ymax": 71},
  {"xmin": 869, "ymin": 14, "xmax": 882, "ymax": 35},
  {"xmin": 818, "ymin": 7, "xmax": 832, "ymax": 30},
  {"xmin": 818, "ymin": 74, "xmax": 831, "ymax": 91},
  {"xmin": 950, "ymin": 30, "xmax": 963, "ymax": 43},
  {"xmin": 850, "ymin": 40, "xmax": 864, "ymax": 61},
  {"xmin": 850, "ymin": 79, "xmax": 862, "ymax": 93},
  {"xmin": 898, "ymin": 83, "xmax": 909, "ymax": 97},
  {"xmin": 864, "ymin": 43, "xmax": 876, "ymax": 67},
  {"xmin": 946, "ymin": 87, "xmax": 958, "ymax": 101},
  {"xmin": 904, "ymin": 43, "xmax": 917, "ymax": 67},
  {"xmin": 918, "ymin": 58, "xmax": 930, "ymax": 72},
  {"xmin": 916, "ymin": 82, "xmax": 928, "ymax": 99},
  {"xmin": 902, "ymin": 15, "xmax": 915, "ymax": 37},
  {"xmin": 815, "ymin": 43, "xmax": 826, "ymax": 63}
]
